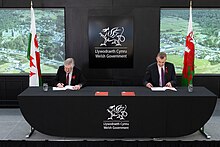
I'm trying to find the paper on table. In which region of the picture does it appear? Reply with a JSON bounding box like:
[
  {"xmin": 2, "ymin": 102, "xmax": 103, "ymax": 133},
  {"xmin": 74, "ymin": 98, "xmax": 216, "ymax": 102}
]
[
  {"xmin": 150, "ymin": 87, "xmax": 165, "ymax": 91},
  {"xmin": 52, "ymin": 87, "xmax": 66, "ymax": 91},
  {"xmin": 52, "ymin": 86, "xmax": 77, "ymax": 91},
  {"xmin": 163, "ymin": 87, "xmax": 177, "ymax": 91},
  {"xmin": 151, "ymin": 87, "xmax": 177, "ymax": 91},
  {"xmin": 65, "ymin": 85, "xmax": 77, "ymax": 90}
]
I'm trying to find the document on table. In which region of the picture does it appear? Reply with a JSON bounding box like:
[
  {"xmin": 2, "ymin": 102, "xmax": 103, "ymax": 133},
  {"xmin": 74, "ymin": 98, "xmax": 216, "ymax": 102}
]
[
  {"xmin": 53, "ymin": 86, "xmax": 77, "ymax": 91},
  {"xmin": 121, "ymin": 91, "xmax": 135, "ymax": 96},
  {"xmin": 151, "ymin": 87, "xmax": 177, "ymax": 91},
  {"xmin": 95, "ymin": 91, "xmax": 109, "ymax": 96}
]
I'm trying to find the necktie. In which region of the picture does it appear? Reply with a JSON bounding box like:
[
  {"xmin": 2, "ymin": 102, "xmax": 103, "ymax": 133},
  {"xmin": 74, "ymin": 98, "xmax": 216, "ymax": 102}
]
[
  {"xmin": 161, "ymin": 67, "xmax": 165, "ymax": 87},
  {"xmin": 66, "ymin": 73, "xmax": 69, "ymax": 85}
]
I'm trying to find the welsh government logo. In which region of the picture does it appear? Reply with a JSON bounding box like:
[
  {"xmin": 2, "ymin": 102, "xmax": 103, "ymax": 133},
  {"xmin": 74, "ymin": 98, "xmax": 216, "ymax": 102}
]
[
  {"xmin": 99, "ymin": 27, "xmax": 126, "ymax": 46},
  {"xmin": 107, "ymin": 104, "xmax": 128, "ymax": 120}
]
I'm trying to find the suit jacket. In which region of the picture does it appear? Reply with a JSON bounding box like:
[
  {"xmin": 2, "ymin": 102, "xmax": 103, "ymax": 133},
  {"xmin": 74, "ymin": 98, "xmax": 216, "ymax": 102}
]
[
  {"xmin": 143, "ymin": 62, "xmax": 177, "ymax": 87},
  {"xmin": 54, "ymin": 66, "xmax": 86, "ymax": 87}
]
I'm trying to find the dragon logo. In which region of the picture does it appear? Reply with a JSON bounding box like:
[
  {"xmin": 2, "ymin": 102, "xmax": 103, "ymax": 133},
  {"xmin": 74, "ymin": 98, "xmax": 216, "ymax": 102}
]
[
  {"xmin": 107, "ymin": 105, "xmax": 128, "ymax": 120},
  {"xmin": 99, "ymin": 27, "xmax": 126, "ymax": 46}
]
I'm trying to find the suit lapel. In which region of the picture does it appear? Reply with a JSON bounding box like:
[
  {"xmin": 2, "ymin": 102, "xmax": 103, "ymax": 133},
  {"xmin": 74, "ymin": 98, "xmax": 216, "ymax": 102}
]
[
  {"xmin": 165, "ymin": 63, "xmax": 168, "ymax": 83},
  {"xmin": 62, "ymin": 67, "xmax": 67, "ymax": 84},
  {"xmin": 70, "ymin": 67, "xmax": 75, "ymax": 85},
  {"xmin": 155, "ymin": 64, "xmax": 159, "ymax": 86}
]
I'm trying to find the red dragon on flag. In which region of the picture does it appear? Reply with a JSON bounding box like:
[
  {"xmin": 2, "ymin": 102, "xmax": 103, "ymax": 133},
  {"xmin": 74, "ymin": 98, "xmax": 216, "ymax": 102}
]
[{"xmin": 182, "ymin": 1, "xmax": 195, "ymax": 86}]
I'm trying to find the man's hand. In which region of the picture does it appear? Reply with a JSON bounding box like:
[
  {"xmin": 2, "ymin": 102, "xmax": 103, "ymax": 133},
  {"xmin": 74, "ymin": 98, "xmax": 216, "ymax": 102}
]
[
  {"xmin": 73, "ymin": 84, "xmax": 82, "ymax": 90},
  {"xmin": 57, "ymin": 83, "xmax": 64, "ymax": 88},
  {"xmin": 165, "ymin": 82, "xmax": 172, "ymax": 87},
  {"xmin": 146, "ymin": 83, "xmax": 153, "ymax": 88}
]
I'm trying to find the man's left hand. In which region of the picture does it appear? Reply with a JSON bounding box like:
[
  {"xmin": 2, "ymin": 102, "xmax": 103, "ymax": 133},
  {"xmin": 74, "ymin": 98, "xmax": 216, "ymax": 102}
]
[
  {"xmin": 73, "ymin": 84, "xmax": 82, "ymax": 90},
  {"xmin": 165, "ymin": 82, "xmax": 172, "ymax": 87}
]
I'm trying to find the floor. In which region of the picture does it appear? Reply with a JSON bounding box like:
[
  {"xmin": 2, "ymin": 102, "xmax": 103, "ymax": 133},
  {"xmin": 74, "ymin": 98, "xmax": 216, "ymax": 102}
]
[{"xmin": 0, "ymin": 99, "xmax": 219, "ymax": 141}]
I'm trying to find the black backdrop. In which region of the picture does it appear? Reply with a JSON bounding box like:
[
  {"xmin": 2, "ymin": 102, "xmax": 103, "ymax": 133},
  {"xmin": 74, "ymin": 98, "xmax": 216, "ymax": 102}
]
[{"xmin": 0, "ymin": 0, "xmax": 220, "ymax": 107}]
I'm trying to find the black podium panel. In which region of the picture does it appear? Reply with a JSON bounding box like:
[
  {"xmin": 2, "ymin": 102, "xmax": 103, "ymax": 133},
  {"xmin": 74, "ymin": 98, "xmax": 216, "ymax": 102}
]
[{"xmin": 18, "ymin": 86, "xmax": 217, "ymax": 138}]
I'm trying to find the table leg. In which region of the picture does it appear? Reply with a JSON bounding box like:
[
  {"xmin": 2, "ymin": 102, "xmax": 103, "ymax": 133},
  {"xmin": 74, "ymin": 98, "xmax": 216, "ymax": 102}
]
[
  {"xmin": 25, "ymin": 126, "xmax": 35, "ymax": 138},
  {"xmin": 199, "ymin": 126, "xmax": 211, "ymax": 139}
]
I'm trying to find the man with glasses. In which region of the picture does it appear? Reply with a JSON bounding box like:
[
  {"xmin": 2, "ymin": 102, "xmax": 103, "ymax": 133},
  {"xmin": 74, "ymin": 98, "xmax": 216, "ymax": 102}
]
[{"xmin": 54, "ymin": 58, "xmax": 86, "ymax": 90}]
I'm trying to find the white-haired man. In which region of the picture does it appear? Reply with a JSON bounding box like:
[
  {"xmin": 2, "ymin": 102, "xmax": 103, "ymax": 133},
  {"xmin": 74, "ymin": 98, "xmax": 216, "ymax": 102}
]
[{"xmin": 54, "ymin": 58, "xmax": 86, "ymax": 90}]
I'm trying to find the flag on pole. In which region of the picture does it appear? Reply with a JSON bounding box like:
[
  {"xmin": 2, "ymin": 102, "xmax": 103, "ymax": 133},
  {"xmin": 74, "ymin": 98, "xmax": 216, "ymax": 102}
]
[
  {"xmin": 182, "ymin": 1, "xmax": 195, "ymax": 86},
  {"xmin": 27, "ymin": 1, "xmax": 42, "ymax": 87}
]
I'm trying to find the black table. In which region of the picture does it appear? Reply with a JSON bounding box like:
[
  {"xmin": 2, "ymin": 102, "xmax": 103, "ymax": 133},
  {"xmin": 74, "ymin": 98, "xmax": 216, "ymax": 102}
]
[{"xmin": 18, "ymin": 86, "xmax": 217, "ymax": 138}]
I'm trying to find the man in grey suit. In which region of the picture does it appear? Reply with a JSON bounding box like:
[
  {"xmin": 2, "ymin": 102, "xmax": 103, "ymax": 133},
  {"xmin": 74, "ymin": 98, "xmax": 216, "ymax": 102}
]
[{"xmin": 143, "ymin": 52, "xmax": 177, "ymax": 88}]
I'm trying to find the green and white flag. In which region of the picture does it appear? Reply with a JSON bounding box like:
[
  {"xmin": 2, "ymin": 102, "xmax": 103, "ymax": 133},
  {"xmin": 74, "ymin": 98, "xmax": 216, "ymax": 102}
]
[{"xmin": 27, "ymin": 1, "xmax": 42, "ymax": 87}]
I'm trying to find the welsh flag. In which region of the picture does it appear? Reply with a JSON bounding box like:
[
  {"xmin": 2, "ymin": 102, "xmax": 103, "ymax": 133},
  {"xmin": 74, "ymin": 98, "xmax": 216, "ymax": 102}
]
[
  {"xmin": 182, "ymin": 1, "xmax": 195, "ymax": 86},
  {"xmin": 27, "ymin": 2, "xmax": 42, "ymax": 87}
]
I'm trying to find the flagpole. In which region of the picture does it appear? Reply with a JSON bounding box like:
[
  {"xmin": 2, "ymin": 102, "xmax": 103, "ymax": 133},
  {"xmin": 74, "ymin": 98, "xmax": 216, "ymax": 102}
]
[
  {"xmin": 28, "ymin": 0, "xmax": 42, "ymax": 87},
  {"xmin": 182, "ymin": 0, "xmax": 195, "ymax": 87},
  {"xmin": 188, "ymin": 1, "xmax": 192, "ymax": 34},
  {"xmin": 26, "ymin": 0, "xmax": 36, "ymax": 137}
]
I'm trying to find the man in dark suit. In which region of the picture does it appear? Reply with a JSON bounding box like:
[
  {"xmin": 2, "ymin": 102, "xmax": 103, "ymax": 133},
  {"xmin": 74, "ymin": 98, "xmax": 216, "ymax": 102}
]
[
  {"xmin": 143, "ymin": 52, "xmax": 176, "ymax": 88},
  {"xmin": 54, "ymin": 58, "xmax": 86, "ymax": 90}
]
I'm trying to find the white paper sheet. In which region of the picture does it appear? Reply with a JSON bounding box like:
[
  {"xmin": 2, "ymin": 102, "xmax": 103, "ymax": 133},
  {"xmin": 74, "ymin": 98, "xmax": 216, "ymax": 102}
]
[
  {"xmin": 52, "ymin": 86, "xmax": 77, "ymax": 91},
  {"xmin": 151, "ymin": 87, "xmax": 177, "ymax": 91}
]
